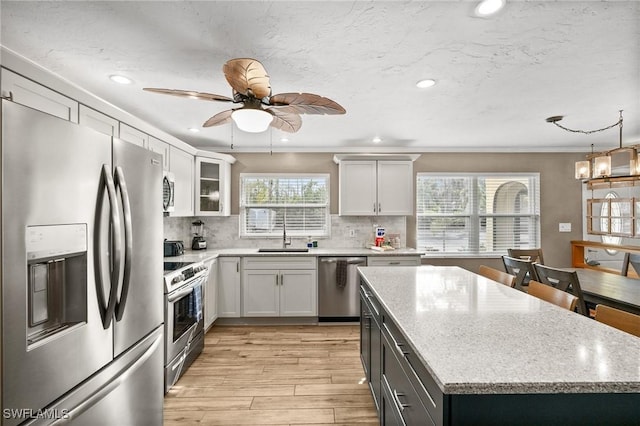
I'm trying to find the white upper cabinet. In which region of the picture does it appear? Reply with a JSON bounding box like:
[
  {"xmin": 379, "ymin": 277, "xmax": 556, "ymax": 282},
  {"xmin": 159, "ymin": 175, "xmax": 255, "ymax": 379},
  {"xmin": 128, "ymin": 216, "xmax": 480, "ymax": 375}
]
[
  {"xmin": 195, "ymin": 157, "xmax": 231, "ymax": 216},
  {"xmin": 118, "ymin": 123, "xmax": 149, "ymax": 148},
  {"xmin": 376, "ymin": 161, "xmax": 413, "ymax": 215},
  {"xmin": 1, "ymin": 68, "xmax": 78, "ymax": 123},
  {"xmin": 169, "ymin": 146, "xmax": 194, "ymax": 217},
  {"xmin": 148, "ymin": 136, "xmax": 170, "ymax": 171},
  {"xmin": 339, "ymin": 160, "xmax": 413, "ymax": 216},
  {"xmin": 78, "ymin": 105, "xmax": 118, "ymax": 136}
]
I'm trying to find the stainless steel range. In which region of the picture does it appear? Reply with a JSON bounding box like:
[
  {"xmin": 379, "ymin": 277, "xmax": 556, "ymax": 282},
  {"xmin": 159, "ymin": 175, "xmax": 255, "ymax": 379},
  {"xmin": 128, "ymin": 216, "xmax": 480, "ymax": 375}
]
[{"xmin": 163, "ymin": 260, "xmax": 207, "ymax": 392}]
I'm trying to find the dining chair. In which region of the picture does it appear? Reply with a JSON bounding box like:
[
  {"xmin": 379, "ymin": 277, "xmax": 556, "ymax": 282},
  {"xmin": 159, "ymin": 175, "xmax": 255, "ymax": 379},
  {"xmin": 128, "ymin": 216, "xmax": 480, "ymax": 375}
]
[
  {"xmin": 620, "ymin": 252, "xmax": 640, "ymax": 278},
  {"xmin": 594, "ymin": 304, "xmax": 640, "ymax": 337},
  {"xmin": 507, "ymin": 248, "xmax": 544, "ymax": 265},
  {"xmin": 527, "ymin": 280, "xmax": 578, "ymax": 311},
  {"xmin": 501, "ymin": 256, "xmax": 538, "ymax": 291},
  {"xmin": 478, "ymin": 265, "xmax": 516, "ymax": 288},
  {"xmin": 533, "ymin": 263, "xmax": 588, "ymax": 316}
]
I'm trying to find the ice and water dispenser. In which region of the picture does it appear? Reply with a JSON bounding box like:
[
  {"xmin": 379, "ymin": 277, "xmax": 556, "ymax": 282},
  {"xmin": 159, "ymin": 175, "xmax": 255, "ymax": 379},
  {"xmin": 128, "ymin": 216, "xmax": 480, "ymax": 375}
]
[{"xmin": 26, "ymin": 224, "xmax": 88, "ymax": 347}]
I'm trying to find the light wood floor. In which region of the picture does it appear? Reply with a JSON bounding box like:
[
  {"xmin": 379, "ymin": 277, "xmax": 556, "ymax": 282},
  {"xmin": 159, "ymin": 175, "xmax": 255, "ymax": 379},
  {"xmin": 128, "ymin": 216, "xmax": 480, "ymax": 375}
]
[{"xmin": 163, "ymin": 324, "xmax": 378, "ymax": 425}]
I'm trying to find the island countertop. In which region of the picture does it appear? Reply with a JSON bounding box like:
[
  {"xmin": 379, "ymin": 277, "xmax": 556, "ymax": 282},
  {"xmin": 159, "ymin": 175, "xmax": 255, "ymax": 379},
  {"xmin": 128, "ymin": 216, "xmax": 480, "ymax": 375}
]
[{"xmin": 358, "ymin": 265, "xmax": 640, "ymax": 395}]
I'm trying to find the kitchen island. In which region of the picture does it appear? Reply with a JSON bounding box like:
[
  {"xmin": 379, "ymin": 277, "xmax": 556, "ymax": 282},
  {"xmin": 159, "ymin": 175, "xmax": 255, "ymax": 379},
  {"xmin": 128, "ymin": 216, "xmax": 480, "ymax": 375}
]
[{"xmin": 358, "ymin": 265, "xmax": 640, "ymax": 425}]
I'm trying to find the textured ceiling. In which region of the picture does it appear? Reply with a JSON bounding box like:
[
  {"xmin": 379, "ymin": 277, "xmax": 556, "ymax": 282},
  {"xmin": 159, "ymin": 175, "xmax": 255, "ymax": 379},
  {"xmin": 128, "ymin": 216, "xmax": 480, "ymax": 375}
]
[{"xmin": 1, "ymin": 1, "xmax": 639, "ymax": 153}]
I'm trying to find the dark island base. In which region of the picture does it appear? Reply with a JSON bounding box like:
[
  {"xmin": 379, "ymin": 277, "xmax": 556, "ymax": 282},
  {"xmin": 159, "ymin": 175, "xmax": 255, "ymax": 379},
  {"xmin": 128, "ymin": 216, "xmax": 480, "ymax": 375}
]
[{"xmin": 449, "ymin": 392, "xmax": 640, "ymax": 426}]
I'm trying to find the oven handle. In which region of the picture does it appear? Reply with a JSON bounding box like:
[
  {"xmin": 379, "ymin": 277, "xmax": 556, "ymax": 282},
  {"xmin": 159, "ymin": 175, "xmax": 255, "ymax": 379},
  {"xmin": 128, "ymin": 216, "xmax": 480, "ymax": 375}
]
[
  {"xmin": 167, "ymin": 278, "xmax": 204, "ymax": 303},
  {"xmin": 168, "ymin": 286, "xmax": 194, "ymax": 303}
]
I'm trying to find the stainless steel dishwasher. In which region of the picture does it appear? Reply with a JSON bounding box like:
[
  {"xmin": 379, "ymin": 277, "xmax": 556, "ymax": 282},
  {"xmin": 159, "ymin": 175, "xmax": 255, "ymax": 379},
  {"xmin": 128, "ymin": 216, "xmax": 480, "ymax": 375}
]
[{"xmin": 318, "ymin": 256, "xmax": 367, "ymax": 321}]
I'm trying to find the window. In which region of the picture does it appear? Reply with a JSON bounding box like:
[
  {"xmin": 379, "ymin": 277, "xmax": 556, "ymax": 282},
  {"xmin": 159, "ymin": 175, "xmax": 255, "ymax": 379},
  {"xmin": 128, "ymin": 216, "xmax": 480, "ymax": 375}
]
[
  {"xmin": 240, "ymin": 173, "xmax": 330, "ymax": 238},
  {"xmin": 416, "ymin": 173, "xmax": 540, "ymax": 255}
]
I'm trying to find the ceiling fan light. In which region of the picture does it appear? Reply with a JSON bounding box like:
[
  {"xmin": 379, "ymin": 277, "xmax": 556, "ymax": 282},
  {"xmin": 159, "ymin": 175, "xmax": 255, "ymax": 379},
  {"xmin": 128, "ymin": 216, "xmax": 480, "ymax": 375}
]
[{"xmin": 231, "ymin": 109, "xmax": 273, "ymax": 133}]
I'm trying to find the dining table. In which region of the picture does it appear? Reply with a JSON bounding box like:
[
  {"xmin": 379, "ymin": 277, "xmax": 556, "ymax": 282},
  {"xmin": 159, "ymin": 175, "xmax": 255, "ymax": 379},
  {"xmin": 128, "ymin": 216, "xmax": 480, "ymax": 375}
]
[{"xmin": 571, "ymin": 268, "xmax": 640, "ymax": 315}]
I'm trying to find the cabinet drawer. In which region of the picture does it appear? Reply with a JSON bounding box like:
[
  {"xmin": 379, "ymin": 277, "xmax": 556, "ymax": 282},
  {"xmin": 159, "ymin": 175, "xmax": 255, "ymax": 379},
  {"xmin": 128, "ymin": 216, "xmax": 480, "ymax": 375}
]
[
  {"xmin": 360, "ymin": 281, "xmax": 381, "ymax": 321},
  {"xmin": 243, "ymin": 256, "xmax": 316, "ymax": 270},
  {"xmin": 367, "ymin": 256, "xmax": 421, "ymax": 266},
  {"xmin": 382, "ymin": 332, "xmax": 435, "ymax": 426},
  {"xmin": 383, "ymin": 315, "xmax": 444, "ymax": 425}
]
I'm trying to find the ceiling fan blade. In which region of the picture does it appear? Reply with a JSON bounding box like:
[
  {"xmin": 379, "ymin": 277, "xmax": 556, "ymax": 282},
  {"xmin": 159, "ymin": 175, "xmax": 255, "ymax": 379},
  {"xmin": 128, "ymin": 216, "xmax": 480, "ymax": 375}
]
[
  {"xmin": 223, "ymin": 58, "xmax": 271, "ymax": 100},
  {"xmin": 143, "ymin": 88, "xmax": 233, "ymax": 102},
  {"xmin": 269, "ymin": 92, "xmax": 346, "ymax": 115},
  {"xmin": 203, "ymin": 109, "xmax": 234, "ymax": 127},
  {"xmin": 266, "ymin": 108, "xmax": 302, "ymax": 133}
]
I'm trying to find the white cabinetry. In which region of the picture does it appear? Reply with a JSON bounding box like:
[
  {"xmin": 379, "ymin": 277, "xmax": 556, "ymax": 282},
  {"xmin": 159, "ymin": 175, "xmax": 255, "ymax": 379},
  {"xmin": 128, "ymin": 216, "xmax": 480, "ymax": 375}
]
[
  {"xmin": 339, "ymin": 160, "xmax": 413, "ymax": 216},
  {"xmin": 204, "ymin": 257, "xmax": 219, "ymax": 330},
  {"xmin": 148, "ymin": 136, "xmax": 170, "ymax": 171},
  {"xmin": 118, "ymin": 123, "xmax": 149, "ymax": 148},
  {"xmin": 78, "ymin": 105, "xmax": 118, "ymax": 136},
  {"xmin": 242, "ymin": 257, "xmax": 317, "ymax": 317},
  {"xmin": 1, "ymin": 68, "xmax": 78, "ymax": 123},
  {"xmin": 195, "ymin": 157, "xmax": 231, "ymax": 216},
  {"xmin": 218, "ymin": 257, "xmax": 241, "ymax": 318},
  {"xmin": 169, "ymin": 146, "xmax": 194, "ymax": 217},
  {"xmin": 367, "ymin": 256, "xmax": 421, "ymax": 266}
]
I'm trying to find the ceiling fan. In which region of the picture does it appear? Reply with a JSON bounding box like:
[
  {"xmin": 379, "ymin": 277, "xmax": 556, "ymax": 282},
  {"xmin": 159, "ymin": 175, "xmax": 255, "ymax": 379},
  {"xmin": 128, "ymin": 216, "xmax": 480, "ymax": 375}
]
[{"xmin": 143, "ymin": 58, "xmax": 346, "ymax": 133}]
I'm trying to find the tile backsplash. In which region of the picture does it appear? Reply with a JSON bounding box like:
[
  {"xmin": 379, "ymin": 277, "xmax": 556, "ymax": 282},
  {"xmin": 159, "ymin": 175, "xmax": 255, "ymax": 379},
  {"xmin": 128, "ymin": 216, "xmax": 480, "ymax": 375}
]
[{"xmin": 163, "ymin": 215, "xmax": 407, "ymax": 249}]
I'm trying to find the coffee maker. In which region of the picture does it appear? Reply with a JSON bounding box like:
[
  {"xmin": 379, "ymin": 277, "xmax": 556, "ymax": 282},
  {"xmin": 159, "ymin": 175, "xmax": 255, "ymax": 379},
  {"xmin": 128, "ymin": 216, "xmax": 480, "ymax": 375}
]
[{"xmin": 191, "ymin": 220, "xmax": 207, "ymax": 250}]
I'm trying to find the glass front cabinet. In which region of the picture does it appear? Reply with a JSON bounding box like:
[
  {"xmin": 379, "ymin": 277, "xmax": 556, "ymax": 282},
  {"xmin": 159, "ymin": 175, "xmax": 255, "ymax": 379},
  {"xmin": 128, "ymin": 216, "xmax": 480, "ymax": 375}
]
[{"xmin": 195, "ymin": 157, "xmax": 231, "ymax": 216}]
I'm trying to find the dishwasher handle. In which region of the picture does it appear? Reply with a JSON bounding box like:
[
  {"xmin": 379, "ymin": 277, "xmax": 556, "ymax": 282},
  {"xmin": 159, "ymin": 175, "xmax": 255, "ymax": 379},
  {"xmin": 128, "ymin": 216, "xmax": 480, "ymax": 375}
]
[{"xmin": 319, "ymin": 257, "xmax": 367, "ymax": 265}]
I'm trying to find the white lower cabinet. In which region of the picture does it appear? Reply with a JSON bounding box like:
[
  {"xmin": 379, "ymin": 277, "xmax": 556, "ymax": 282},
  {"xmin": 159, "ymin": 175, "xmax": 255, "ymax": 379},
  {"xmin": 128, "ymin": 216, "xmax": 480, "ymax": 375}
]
[
  {"xmin": 367, "ymin": 256, "xmax": 421, "ymax": 266},
  {"xmin": 242, "ymin": 257, "xmax": 317, "ymax": 317},
  {"xmin": 204, "ymin": 257, "xmax": 219, "ymax": 329},
  {"xmin": 218, "ymin": 257, "xmax": 241, "ymax": 318}
]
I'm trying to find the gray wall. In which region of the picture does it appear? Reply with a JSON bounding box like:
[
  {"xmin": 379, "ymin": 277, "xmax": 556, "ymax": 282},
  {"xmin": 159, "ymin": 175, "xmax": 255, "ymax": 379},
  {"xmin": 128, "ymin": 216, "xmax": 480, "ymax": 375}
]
[{"xmin": 222, "ymin": 151, "xmax": 585, "ymax": 271}]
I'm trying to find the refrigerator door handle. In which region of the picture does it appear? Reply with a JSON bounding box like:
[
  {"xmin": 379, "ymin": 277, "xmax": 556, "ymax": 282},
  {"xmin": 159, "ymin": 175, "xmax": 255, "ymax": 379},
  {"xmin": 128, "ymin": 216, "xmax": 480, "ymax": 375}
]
[
  {"xmin": 98, "ymin": 164, "xmax": 122, "ymax": 329},
  {"xmin": 114, "ymin": 166, "xmax": 133, "ymax": 322}
]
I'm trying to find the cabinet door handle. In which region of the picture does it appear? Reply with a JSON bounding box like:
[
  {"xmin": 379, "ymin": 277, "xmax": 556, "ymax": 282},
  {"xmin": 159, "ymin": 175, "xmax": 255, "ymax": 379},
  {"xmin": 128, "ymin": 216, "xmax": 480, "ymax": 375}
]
[
  {"xmin": 383, "ymin": 323, "xmax": 410, "ymax": 357},
  {"xmin": 236, "ymin": 262, "xmax": 239, "ymax": 273},
  {"xmin": 280, "ymin": 274, "xmax": 284, "ymax": 286},
  {"xmin": 392, "ymin": 389, "xmax": 410, "ymax": 412},
  {"xmin": 378, "ymin": 202, "xmax": 381, "ymax": 213},
  {"xmin": 373, "ymin": 202, "xmax": 376, "ymax": 213},
  {"xmin": 275, "ymin": 275, "xmax": 279, "ymax": 286},
  {"xmin": 389, "ymin": 261, "xmax": 400, "ymax": 265}
]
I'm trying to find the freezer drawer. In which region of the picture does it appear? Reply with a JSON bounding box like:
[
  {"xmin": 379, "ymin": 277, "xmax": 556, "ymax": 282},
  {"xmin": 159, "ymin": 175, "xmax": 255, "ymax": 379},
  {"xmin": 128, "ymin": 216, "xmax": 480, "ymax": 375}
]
[
  {"xmin": 318, "ymin": 257, "xmax": 367, "ymax": 319},
  {"xmin": 23, "ymin": 326, "xmax": 164, "ymax": 426}
]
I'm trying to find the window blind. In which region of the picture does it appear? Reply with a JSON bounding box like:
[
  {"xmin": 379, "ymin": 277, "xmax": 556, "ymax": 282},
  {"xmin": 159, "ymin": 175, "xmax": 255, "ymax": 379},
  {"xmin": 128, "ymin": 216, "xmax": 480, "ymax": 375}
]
[
  {"xmin": 240, "ymin": 174, "xmax": 330, "ymax": 237},
  {"xmin": 417, "ymin": 173, "xmax": 540, "ymax": 255}
]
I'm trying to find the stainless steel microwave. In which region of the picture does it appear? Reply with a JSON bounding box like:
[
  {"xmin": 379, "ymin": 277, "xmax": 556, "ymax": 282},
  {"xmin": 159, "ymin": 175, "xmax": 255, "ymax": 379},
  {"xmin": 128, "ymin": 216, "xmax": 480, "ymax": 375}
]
[{"xmin": 163, "ymin": 171, "xmax": 175, "ymax": 213}]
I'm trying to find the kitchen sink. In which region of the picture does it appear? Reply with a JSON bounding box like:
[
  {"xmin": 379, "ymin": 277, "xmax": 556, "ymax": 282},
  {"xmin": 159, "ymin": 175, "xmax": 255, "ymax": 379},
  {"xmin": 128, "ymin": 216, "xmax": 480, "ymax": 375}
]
[{"xmin": 258, "ymin": 248, "xmax": 309, "ymax": 253}]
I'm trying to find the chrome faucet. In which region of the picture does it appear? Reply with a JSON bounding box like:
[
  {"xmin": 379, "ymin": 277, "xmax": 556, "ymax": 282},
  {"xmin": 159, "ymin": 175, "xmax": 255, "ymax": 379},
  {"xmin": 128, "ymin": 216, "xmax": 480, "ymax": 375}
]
[{"xmin": 282, "ymin": 221, "xmax": 291, "ymax": 249}]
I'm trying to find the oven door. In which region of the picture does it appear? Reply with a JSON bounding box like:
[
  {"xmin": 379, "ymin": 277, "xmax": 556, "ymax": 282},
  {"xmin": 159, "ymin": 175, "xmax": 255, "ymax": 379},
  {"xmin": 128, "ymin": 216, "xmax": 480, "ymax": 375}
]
[
  {"xmin": 163, "ymin": 171, "xmax": 175, "ymax": 213},
  {"xmin": 165, "ymin": 275, "xmax": 204, "ymax": 364}
]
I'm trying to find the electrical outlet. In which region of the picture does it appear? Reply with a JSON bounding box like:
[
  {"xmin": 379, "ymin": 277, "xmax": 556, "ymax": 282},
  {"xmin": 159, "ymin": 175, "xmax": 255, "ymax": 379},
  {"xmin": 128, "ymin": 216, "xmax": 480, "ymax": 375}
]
[
  {"xmin": 559, "ymin": 223, "xmax": 571, "ymax": 232},
  {"xmin": 349, "ymin": 229, "xmax": 356, "ymax": 237}
]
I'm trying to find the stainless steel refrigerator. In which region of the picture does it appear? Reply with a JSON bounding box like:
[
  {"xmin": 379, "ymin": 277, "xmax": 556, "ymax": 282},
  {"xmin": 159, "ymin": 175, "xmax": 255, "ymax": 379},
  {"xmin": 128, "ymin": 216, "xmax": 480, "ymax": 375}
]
[{"xmin": 1, "ymin": 100, "xmax": 164, "ymax": 425}]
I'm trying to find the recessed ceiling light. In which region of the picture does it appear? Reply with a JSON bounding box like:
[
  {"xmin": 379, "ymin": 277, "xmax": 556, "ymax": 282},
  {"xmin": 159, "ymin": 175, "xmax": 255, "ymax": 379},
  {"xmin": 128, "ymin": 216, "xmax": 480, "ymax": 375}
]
[
  {"xmin": 188, "ymin": 127, "xmax": 200, "ymax": 133},
  {"xmin": 280, "ymin": 137, "xmax": 289, "ymax": 143},
  {"xmin": 372, "ymin": 136, "xmax": 382, "ymax": 143},
  {"xmin": 109, "ymin": 74, "xmax": 133, "ymax": 85},
  {"xmin": 475, "ymin": 0, "xmax": 505, "ymax": 17},
  {"xmin": 416, "ymin": 79, "xmax": 436, "ymax": 89}
]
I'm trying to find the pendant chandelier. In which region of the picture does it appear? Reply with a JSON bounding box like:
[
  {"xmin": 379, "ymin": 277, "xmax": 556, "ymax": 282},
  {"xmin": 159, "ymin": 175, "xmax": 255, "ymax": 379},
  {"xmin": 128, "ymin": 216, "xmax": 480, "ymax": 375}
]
[{"xmin": 547, "ymin": 111, "xmax": 630, "ymax": 180}]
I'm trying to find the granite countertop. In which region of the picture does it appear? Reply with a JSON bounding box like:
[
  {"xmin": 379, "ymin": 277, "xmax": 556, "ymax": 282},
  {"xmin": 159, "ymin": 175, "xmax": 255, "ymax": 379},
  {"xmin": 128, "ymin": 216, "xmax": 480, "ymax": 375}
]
[
  {"xmin": 166, "ymin": 247, "xmax": 425, "ymax": 263},
  {"xmin": 358, "ymin": 265, "xmax": 640, "ymax": 395}
]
